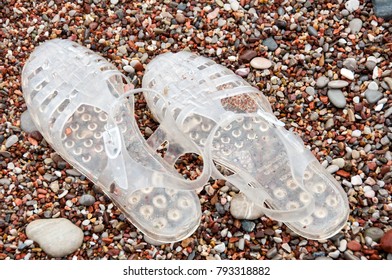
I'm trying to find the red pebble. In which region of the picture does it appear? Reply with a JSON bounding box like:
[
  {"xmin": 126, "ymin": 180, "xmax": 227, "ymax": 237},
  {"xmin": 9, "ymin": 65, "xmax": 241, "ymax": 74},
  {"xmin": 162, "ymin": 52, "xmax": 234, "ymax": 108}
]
[
  {"xmin": 347, "ymin": 240, "xmax": 361, "ymax": 251},
  {"xmin": 380, "ymin": 230, "xmax": 392, "ymax": 253}
]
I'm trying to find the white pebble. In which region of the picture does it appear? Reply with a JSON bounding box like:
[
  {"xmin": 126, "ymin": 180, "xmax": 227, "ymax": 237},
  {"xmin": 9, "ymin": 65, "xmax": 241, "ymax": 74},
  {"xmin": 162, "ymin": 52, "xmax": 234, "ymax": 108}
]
[
  {"xmin": 351, "ymin": 175, "xmax": 363, "ymax": 186},
  {"xmin": 364, "ymin": 190, "xmax": 375, "ymax": 198},
  {"xmin": 328, "ymin": 250, "xmax": 340, "ymax": 259},
  {"xmin": 214, "ymin": 242, "xmax": 226, "ymax": 253},
  {"xmin": 368, "ymin": 81, "xmax": 379, "ymax": 91},
  {"xmin": 339, "ymin": 239, "xmax": 347, "ymax": 251},
  {"xmin": 345, "ymin": 0, "xmax": 359, "ymax": 12},
  {"xmin": 352, "ymin": 130, "xmax": 362, "ymax": 137},
  {"xmin": 341, "ymin": 68, "xmax": 354, "ymax": 80},
  {"xmin": 374, "ymin": 103, "xmax": 384, "ymax": 112}
]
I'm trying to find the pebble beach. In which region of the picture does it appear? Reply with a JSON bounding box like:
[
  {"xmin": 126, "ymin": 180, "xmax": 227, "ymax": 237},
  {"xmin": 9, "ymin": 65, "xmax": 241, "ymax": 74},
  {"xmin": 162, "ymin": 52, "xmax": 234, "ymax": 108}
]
[{"xmin": 0, "ymin": 0, "xmax": 391, "ymax": 260}]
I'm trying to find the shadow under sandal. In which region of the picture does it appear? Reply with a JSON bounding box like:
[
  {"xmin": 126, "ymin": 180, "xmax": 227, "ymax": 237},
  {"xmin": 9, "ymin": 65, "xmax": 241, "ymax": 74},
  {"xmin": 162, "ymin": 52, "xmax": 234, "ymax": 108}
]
[
  {"xmin": 22, "ymin": 39, "xmax": 212, "ymax": 243},
  {"xmin": 142, "ymin": 51, "xmax": 350, "ymax": 240}
]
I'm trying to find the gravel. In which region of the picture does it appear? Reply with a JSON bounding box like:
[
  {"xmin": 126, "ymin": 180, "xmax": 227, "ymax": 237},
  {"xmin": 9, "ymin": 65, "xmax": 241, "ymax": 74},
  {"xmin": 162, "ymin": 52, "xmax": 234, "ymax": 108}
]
[{"xmin": 0, "ymin": 0, "xmax": 390, "ymax": 261}]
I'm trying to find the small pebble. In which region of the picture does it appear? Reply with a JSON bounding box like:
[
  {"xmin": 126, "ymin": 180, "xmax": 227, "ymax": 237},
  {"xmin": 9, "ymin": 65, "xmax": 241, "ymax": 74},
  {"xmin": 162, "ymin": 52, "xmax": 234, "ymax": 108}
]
[
  {"xmin": 316, "ymin": 76, "xmax": 329, "ymax": 88},
  {"xmin": 5, "ymin": 135, "xmax": 18, "ymax": 148},
  {"xmin": 349, "ymin": 18, "xmax": 362, "ymax": 34},
  {"xmin": 79, "ymin": 194, "xmax": 96, "ymax": 206},
  {"xmin": 328, "ymin": 89, "xmax": 346, "ymax": 108},
  {"xmin": 351, "ymin": 175, "xmax": 363, "ymax": 186},
  {"xmin": 365, "ymin": 89, "xmax": 383, "ymax": 104},
  {"xmin": 340, "ymin": 68, "xmax": 354, "ymax": 80},
  {"xmin": 262, "ymin": 37, "xmax": 278, "ymax": 51},
  {"xmin": 250, "ymin": 57, "xmax": 272, "ymax": 69},
  {"xmin": 328, "ymin": 80, "xmax": 349, "ymax": 89}
]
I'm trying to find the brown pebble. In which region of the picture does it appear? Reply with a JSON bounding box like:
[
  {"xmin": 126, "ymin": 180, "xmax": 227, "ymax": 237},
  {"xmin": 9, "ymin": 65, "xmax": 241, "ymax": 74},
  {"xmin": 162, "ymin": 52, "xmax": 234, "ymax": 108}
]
[
  {"xmin": 347, "ymin": 240, "xmax": 361, "ymax": 251},
  {"xmin": 38, "ymin": 166, "xmax": 45, "ymax": 175},
  {"xmin": 239, "ymin": 49, "xmax": 257, "ymax": 63},
  {"xmin": 264, "ymin": 228, "xmax": 275, "ymax": 236},
  {"xmin": 380, "ymin": 230, "xmax": 392, "ymax": 253}
]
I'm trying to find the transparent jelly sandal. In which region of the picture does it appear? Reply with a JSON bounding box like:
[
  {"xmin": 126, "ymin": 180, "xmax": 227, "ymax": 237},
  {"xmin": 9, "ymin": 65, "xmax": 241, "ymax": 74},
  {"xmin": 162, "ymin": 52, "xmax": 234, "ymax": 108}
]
[
  {"xmin": 21, "ymin": 39, "xmax": 212, "ymax": 243},
  {"xmin": 142, "ymin": 51, "xmax": 350, "ymax": 240}
]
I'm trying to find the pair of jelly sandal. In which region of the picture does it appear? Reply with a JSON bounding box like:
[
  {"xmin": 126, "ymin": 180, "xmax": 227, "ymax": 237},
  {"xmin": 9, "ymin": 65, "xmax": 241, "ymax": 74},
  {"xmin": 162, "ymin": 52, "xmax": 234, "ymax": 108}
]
[{"xmin": 22, "ymin": 39, "xmax": 349, "ymax": 243}]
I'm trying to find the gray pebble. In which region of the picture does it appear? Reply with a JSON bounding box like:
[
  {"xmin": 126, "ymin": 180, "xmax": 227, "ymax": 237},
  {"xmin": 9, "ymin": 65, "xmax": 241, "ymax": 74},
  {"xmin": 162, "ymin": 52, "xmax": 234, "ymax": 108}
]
[
  {"xmin": 262, "ymin": 37, "xmax": 278, "ymax": 51},
  {"xmin": 328, "ymin": 89, "xmax": 346, "ymax": 108},
  {"xmin": 0, "ymin": 178, "xmax": 11, "ymax": 186},
  {"xmin": 66, "ymin": 169, "xmax": 81, "ymax": 176},
  {"xmin": 241, "ymin": 220, "xmax": 256, "ymax": 232},
  {"xmin": 238, "ymin": 238, "xmax": 245, "ymax": 250},
  {"xmin": 308, "ymin": 26, "xmax": 318, "ymax": 36},
  {"xmin": 20, "ymin": 110, "xmax": 38, "ymax": 133},
  {"xmin": 349, "ymin": 18, "xmax": 363, "ymax": 34},
  {"xmin": 364, "ymin": 89, "xmax": 382, "ymax": 104},
  {"xmin": 364, "ymin": 227, "xmax": 384, "ymax": 242},
  {"xmin": 214, "ymin": 242, "xmax": 226, "ymax": 253},
  {"xmin": 325, "ymin": 118, "xmax": 335, "ymax": 130},
  {"xmin": 343, "ymin": 58, "xmax": 357, "ymax": 71},
  {"xmin": 5, "ymin": 135, "xmax": 18, "ymax": 148},
  {"xmin": 266, "ymin": 247, "xmax": 278, "ymax": 259},
  {"xmin": 328, "ymin": 80, "xmax": 349, "ymax": 89},
  {"xmin": 316, "ymin": 76, "xmax": 329, "ymax": 88},
  {"xmin": 332, "ymin": 158, "xmax": 345, "ymax": 168},
  {"xmin": 327, "ymin": 165, "xmax": 339, "ymax": 173},
  {"xmin": 79, "ymin": 194, "xmax": 96, "ymax": 206}
]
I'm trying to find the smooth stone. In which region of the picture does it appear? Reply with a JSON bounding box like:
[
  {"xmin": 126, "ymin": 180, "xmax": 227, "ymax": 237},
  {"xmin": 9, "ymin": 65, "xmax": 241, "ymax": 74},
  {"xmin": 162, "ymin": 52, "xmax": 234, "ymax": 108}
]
[
  {"xmin": 49, "ymin": 181, "xmax": 59, "ymax": 193},
  {"xmin": 266, "ymin": 247, "xmax": 278, "ymax": 259},
  {"xmin": 332, "ymin": 158, "xmax": 345, "ymax": 168},
  {"xmin": 328, "ymin": 80, "xmax": 349, "ymax": 89},
  {"xmin": 230, "ymin": 193, "xmax": 264, "ymax": 220},
  {"xmin": 241, "ymin": 220, "xmax": 256, "ymax": 232},
  {"xmin": 238, "ymin": 238, "xmax": 245, "ymax": 250},
  {"xmin": 345, "ymin": 0, "xmax": 359, "ymax": 12},
  {"xmin": 338, "ymin": 239, "xmax": 347, "ymax": 251},
  {"xmin": 235, "ymin": 68, "xmax": 250, "ymax": 77},
  {"xmin": 308, "ymin": 26, "xmax": 318, "ymax": 36},
  {"xmin": 250, "ymin": 57, "xmax": 272, "ymax": 69},
  {"xmin": 79, "ymin": 194, "xmax": 96, "ymax": 206},
  {"xmin": 352, "ymin": 129, "xmax": 362, "ymax": 137},
  {"xmin": 123, "ymin": 65, "xmax": 135, "ymax": 74},
  {"xmin": 368, "ymin": 81, "xmax": 379, "ymax": 91},
  {"xmin": 275, "ymin": 19, "xmax": 287, "ymax": 29},
  {"xmin": 364, "ymin": 89, "xmax": 382, "ymax": 104},
  {"xmin": 20, "ymin": 110, "xmax": 38, "ymax": 133},
  {"xmin": 366, "ymin": 56, "xmax": 377, "ymax": 71},
  {"xmin": 214, "ymin": 242, "xmax": 226, "ymax": 253},
  {"xmin": 239, "ymin": 49, "xmax": 257, "ymax": 62},
  {"xmin": 5, "ymin": 135, "xmax": 18, "ymax": 148},
  {"xmin": 26, "ymin": 218, "xmax": 83, "ymax": 258},
  {"xmin": 316, "ymin": 76, "xmax": 329, "ymax": 88},
  {"xmin": 66, "ymin": 169, "xmax": 81, "ymax": 176},
  {"xmin": 175, "ymin": 13, "xmax": 186, "ymax": 24},
  {"xmin": 341, "ymin": 68, "xmax": 354, "ymax": 80},
  {"xmin": 262, "ymin": 37, "xmax": 278, "ymax": 51},
  {"xmin": 349, "ymin": 18, "xmax": 363, "ymax": 34},
  {"xmin": 351, "ymin": 175, "xmax": 363, "ymax": 186},
  {"xmin": 380, "ymin": 230, "xmax": 392, "ymax": 253},
  {"xmin": 343, "ymin": 58, "xmax": 357, "ymax": 71},
  {"xmin": 325, "ymin": 118, "xmax": 334, "ymax": 130},
  {"xmin": 327, "ymin": 165, "xmax": 339, "ymax": 174},
  {"xmin": 383, "ymin": 77, "xmax": 392, "ymax": 90},
  {"xmin": 328, "ymin": 250, "xmax": 340, "ymax": 259},
  {"xmin": 328, "ymin": 89, "xmax": 346, "ymax": 108}
]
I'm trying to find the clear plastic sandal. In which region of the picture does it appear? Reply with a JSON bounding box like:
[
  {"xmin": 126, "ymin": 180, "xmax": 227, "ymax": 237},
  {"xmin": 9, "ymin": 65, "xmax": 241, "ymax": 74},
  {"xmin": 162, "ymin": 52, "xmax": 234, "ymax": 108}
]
[
  {"xmin": 21, "ymin": 40, "xmax": 212, "ymax": 243},
  {"xmin": 142, "ymin": 51, "xmax": 350, "ymax": 240}
]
